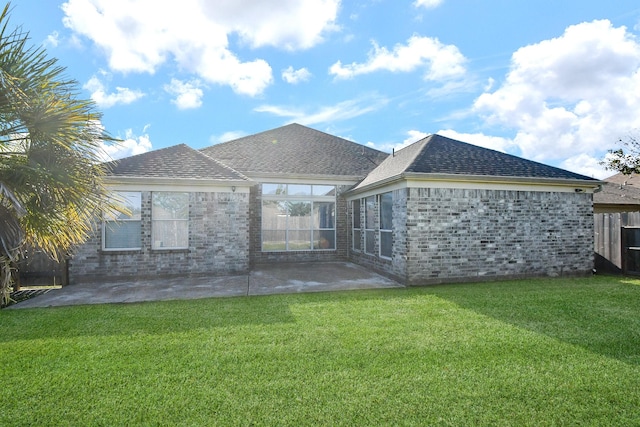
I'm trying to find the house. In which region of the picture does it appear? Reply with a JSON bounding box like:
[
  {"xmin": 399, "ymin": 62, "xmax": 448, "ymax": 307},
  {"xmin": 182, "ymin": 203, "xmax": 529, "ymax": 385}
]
[
  {"xmin": 69, "ymin": 123, "xmax": 601, "ymax": 285},
  {"xmin": 593, "ymin": 172, "xmax": 640, "ymax": 273}
]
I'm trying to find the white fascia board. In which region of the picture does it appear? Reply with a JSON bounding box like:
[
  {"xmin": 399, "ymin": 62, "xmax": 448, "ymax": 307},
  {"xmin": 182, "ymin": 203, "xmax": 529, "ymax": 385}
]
[
  {"xmin": 345, "ymin": 173, "xmax": 603, "ymax": 200},
  {"xmin": 105, "ymin": 176, "xmax": 253, "ymax": 193},
  {"xmin": 246, "ymin": 172, "xmax": 361, "ymax": 186}
]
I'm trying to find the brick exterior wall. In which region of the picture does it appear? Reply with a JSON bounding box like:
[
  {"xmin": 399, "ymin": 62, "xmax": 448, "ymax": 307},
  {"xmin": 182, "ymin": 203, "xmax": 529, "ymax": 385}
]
[
  {"xmin": 349, "ymin": 187, "xmax": 594, "ymax": 285},
  {"xmin": 249, "ymin": 184, "xmax": 350, "ymax": 265},
  {"xmin": 69, "ymin": 191, "xmax": 250, "ymax": 282}
]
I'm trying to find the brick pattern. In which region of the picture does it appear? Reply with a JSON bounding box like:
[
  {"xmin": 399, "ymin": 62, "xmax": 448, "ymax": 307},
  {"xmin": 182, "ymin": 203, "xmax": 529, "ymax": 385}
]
[
  {"xmin": 69, "ymin": 191, "xmax": 250, "ymax": 282},
  {"xmin": 349, "ymin": 187, "xmax": 594, "ymax": 285},
  {"xmin": 403, "ymin": 188, "xmax": 593, "ymax": 284}
]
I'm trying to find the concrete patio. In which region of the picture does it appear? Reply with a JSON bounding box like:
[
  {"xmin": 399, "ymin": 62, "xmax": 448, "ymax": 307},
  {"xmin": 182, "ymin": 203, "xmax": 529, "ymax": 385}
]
[{"xmin": 10, "ymin": 262, "xmax": 402, "ymax": 309}]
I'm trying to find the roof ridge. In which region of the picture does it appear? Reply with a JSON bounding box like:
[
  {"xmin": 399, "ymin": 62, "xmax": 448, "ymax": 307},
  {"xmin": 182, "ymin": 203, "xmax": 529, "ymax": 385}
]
[
  {"xmin": 404, "ymin": 135, "xmax": 433, "ymax": 172},
  {"xmin": 103, "ymin": 142, "xmax": 188, "ymax": 167},
  {"xmin": 411, "ymin": 133, "xmax": 597, "ymax": 180},
  {"xmin": 197, "ymin": 149, "xmax": 251, "ymax": 181},
  {"xmin": 201, "ymin": 123, "xmax": 387, "ymax": 157}
]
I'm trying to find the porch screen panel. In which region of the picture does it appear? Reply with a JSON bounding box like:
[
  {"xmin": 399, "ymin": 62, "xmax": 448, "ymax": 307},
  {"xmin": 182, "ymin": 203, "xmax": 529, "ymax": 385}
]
[
  {"xmin": 288, "ymin": 201, "xmax": 312, "ymax": 250},
  {"xmin": 365, "ymin": 196, "xmax": 376, "ymax": 255},
  {"xmin": 352, "ymin": 200, "xmax": 361, "ymax": 251},
  {"xmin": 261, "ymin": 183, "xmax": 336, "ymax": 252},
  {"xmin": 314, "ymin": 202, "xmax": 335, "ymax": 250},
  {"xmin": 379, "ymin": 192, "xmax": 393, "ymax": 258},
  {"xmin": 262, "ymin": 200, "xmax": 287, "ymax": 251}
]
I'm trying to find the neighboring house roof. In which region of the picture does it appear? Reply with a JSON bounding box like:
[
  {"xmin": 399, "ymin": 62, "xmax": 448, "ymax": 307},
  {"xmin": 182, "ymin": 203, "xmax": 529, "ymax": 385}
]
[
  {"xmin": 602, "ymin": 172, "xmax": 640, "ymax": 187},
  {"xmin": 593, "ymin": 172, "xmax": 640, "ymax": 210},
  {"xmin": 353, "ymin": 134, "xmax": 598, "ymax": 191},
  {"xmin": 200, "ymin": 123, "xmax": 388, "ymax": 178},
  {"xmin": 104, "ymin": 143, "xmax": 249, "ymax": 181}
]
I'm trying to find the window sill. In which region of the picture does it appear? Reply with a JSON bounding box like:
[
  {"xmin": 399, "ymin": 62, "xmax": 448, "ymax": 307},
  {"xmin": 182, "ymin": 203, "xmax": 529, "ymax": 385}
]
[
  {"xmin": 261, "ymin": 249, "xmax": 337, "ymax": 253},
  {"xmin": 151, "ymin": 248, "xmax": 190, "ymax": 253},
  {"xmin": 100, "ymin": 248, "xmax": 142, "ymax": 254}
]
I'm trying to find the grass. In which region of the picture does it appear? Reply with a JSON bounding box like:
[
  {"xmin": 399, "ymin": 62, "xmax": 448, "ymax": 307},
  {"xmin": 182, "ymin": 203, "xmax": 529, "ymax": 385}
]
[{"xmin": 1, "ymin": 275, "xmax": 640, "ymax": 426}]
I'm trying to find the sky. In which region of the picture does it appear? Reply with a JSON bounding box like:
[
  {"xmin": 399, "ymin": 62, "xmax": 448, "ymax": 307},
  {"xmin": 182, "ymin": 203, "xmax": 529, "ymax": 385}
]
[{"xmin": 10, "ymin": 0, "xmax": 640, "ymax": 179}]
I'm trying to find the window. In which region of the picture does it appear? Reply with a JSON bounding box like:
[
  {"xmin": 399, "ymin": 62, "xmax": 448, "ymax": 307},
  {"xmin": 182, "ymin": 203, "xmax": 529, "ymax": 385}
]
[
  {"xmin": 262, "ymin": 183, "xmax": 336, "ymax": 251},
  {"xmin": 379, "ymin": 192, "xmax": 393, "ymax": 258},
  {"xmin": 364, "ymin": 196, "xmax": 376, "ymax": 255},
  {"xmin": 103, "ymin": 191, "xmax": 141, "ymax": 250},
  {"xmin": 352, "ymin": 200, "xmax": 361, "ymax": 251},
  {"xmin": 152, "ymin": 192, "xmax": 189, "ymax": 249}
]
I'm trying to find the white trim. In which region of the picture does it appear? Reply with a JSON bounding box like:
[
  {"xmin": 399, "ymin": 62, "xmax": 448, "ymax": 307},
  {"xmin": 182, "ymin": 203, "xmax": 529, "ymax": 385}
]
[
  {"xmin": 101, "ymin": 221, "xmax": 142, "ymax": 252},
  {"xmin": 102, "ymin": 191, "xmax": 142, "ymax": 251},
  {"xmin": 405, "ymin": 177, "xmax": 600, "ymax": 193},
  {"xmin": 152, "ymin": 191, "xmax": 189, "ymax": 250},
  {"xmin": 105, "ymin": 177, "xmax": 251, "ymax": 193},
  {"xmin": 346, "ymin": 176, "xmax": 601, "ymax": 200},
  {"xmin": 251, "ymin": 174, "xmax": 361, "ymax": 186},
  {"xmin": 106, "ymin": 181, "xmax": 250, "ymax": 194}
]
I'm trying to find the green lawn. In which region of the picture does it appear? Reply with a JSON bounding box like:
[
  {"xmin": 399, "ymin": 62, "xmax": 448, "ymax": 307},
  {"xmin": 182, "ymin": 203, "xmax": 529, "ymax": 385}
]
[{"xmin": 1, "ymin": 275, "xmax": 639, "ymax": 426}]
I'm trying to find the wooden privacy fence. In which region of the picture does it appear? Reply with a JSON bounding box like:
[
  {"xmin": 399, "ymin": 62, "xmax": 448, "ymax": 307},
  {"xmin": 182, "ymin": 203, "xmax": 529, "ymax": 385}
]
[
  {"xmin": 17, "ymin": 250, "xmax": 67, "ymax": 288},
  {"xmin": 594, "ymin": 212, "xmax": 640, "ymax": 274}
]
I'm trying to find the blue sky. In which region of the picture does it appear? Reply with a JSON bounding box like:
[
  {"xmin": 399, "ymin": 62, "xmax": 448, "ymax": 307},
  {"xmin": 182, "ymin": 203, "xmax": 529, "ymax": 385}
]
[{"xmin": 10, "ymin": 0, "xmax": 640, "ymax": 178}]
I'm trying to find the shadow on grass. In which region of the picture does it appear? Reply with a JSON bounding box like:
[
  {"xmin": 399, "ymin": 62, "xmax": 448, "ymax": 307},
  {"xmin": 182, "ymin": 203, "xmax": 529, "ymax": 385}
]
[
  {"xmin": 5, "ymin": 275, "xmax": 638, "ymax": 366},
  {"xmin": 0, "ymin": 288, "xmax": 411, "ymax": 343},
  {"xmin": 0, "ymin": 295, "xmax": 295, "ymax": 343},
  {"xmin": 421, "ymin": 274, "xmax": 640, "ymax": 365}
]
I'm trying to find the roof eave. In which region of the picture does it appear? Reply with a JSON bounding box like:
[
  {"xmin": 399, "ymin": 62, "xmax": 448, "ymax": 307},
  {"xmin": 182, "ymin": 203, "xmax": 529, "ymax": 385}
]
[
  {"xmin": 347, "ymin": 172, "xmax": 603, "ymax": 195},
  {"xmin": 105, "ymin": 176, "xmax": 254, "ymax": 187},
  {"xmin": 345, "ymin": 174, "xmax": 405, "ymax": 195},
  {"xmin": 403, "ymin": 172, "xmax": 603, "ymax": 187},
  {"xmin": 243, "ymin": 171, "xmax": 366, "ymax": 184}
]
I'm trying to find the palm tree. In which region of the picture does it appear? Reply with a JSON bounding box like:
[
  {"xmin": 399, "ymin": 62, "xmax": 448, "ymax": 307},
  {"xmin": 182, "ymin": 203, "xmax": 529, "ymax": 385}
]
[{"xmin": 0, "ymin": 3, "xmax": 116, "ymax": 306}]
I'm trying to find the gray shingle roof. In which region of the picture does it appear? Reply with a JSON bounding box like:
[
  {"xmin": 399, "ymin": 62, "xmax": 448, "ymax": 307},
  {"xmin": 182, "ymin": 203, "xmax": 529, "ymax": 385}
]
[
  {"xmin": 593, "ymin": 172, "xmax": 640, "ymax": 206},
  {"xmin": 201, "ymin": 123, "xmax": 387, "ymax": 177},
  {"xmin": 354, "ymin": 133, "xmax": 598, "ymax": 190},
  {"xmin": 104, "ymin": 144, "xmax": 248, "ymax": 181}
]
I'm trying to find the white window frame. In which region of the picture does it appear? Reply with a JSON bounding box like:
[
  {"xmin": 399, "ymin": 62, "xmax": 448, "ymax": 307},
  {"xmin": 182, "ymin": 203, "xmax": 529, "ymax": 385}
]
[
  {"xmin": 152, "ymin": 192, "xmax": 189, "ymax": 250},
  {"xmin": 102, "ymin": 191, "xmax": 142, "ymax": 251}
]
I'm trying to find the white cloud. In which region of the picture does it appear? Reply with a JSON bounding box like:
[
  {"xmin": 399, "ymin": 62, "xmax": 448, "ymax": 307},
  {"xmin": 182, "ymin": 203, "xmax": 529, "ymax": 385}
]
[
  {"xmin": 370, "ymin": 130, "xmax": 429, "ymax": 153},
  {"xmin": 560, "ymin": 153, "xmax": 610, "ymax": 179},
  {"xmin": 474, "ymin": 20, "xmax": 640, "ymax": 164},
  {"xmin": 413, "ymin": 0, "xmax": 443, "ymax": 9},
  {"xmin": 61, "ymin": 0, "xmax": 339, "ymax": 96},
  {"xmin": 282, "ymin": 66, "xmax": 312, "ymax": 84},
  {"xmin": 100, "ymin": 129, "xmax": 153, "ymax": 161},
  {"xmin": 84, "ymin": 75, "xmax": 144, "ymax": 108},
  {"xmin": 255, "ymin": 95, "xmax": 389, "ymax": 125},
  {"xmin": 164, "ymin": 78, "xmax": 204, "ymax": 110},
  {"xmin": 437, "ymin": 129, "xmax": 515, "ymax": 153},
  {"xmin": 329, "ymin": 35, "xmax": 467, "ymax": 81},
  {"xmin": 369, "ymin": 129, "xmax": 513, "ymax": 154},
  {"xmin": 209, "ymin": 131, "xmax": 248, "ymax": 145},
  {"xmin": 199, "ymin": 0, "xmax": 340, "ymax": 51},
  {"xmin": 45, "ymin": 31, "xmax": 60, "ymax": 48}
]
